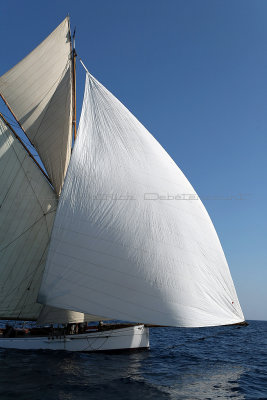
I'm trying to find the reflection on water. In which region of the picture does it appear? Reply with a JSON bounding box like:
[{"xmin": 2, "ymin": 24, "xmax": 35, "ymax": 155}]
[
  {"xmin": 164, "ymin": 365, "xmax": 245, "ymax": 400},
  {"xmin": 0, "ymin": 321, "xmax": 266, "ymax": 400}
]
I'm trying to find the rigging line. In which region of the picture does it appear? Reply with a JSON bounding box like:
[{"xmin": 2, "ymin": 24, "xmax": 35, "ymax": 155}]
[
  {"xmin": 0, "ymin": 61, "xmax": 70, "ymax": 161},
  {"xmin": 3, "ymin": 240, "xmax": 44, "ymax": 313},
  {"xmin": 0, "ymin": 209, "xmax": 56, "ymax": 254},
  {"xmin": 16, "ymin": 137, "xmax": 36, "ymax": 151},
  {"xmin": 9, "ymin": 134, "xmax": 38, "ymax": 155},
  {"xmin": 70, "ymin": 23, "xmax": 77, "ymax": 141},
  {"xmin": 16, "ymin": 241, "xmax": 50, "ymax": 321},
  {"xmin": 3, "ymin": 234, "xmax": 49, "ymax": 301},
  {"xmin": 0, "ymin": 111, "xmax": 19, "ymax": 127},
  {"xmin": 0, "ymin": 112, "xmax": 38, "ymax": 154},
  {"xmin": 0, "ymin": 211, "xmax": 55, "ymax": 314},
  {"xmin": 0, "ymin": 144, "xmax": 27, "ymax": 214},
  {"xmin": 78, "ymin": 56, "xmax": 90, "ymax": 75},
  {"xmin": 0, "ymin": 112, "xmax": 52, "ymax": 185},
  {"xmin": 0, "ymin": 111, "xmax": 38, "ymax": 152},
  {"xmin": 0, "ymin": 121, "xmax": 56, "ymax": 237},
  {"xmin": 30, "ymin": 61, "xmax": 70, "ymax": 142},
  {"xmin": 0, "ymin": 93, "xmax": 35, "ymax": 148}
]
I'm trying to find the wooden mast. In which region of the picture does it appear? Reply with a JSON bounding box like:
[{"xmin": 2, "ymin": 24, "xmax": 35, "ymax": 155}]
[
  {"xmin": 71, "ymin": 27, "xmax": 77, "ymax": 141},
  {"xmin": 0, "ymin": 112, "xmax": 52, "ymax": 184}
]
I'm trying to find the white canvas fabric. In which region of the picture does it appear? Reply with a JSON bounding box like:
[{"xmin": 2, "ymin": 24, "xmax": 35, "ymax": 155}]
[
  {"xmin": 0, "ymin": 118, "xmax": 57, "ymax": 320},
  {"xmin": 37, "ymin": 305, "xmax": 108, "ymax": 325},
  {"xmin": 39, "ymin": 72, "xmax": 244, "ymax": 327},
  {"xmin": 0, "ymin": 18, "xmax": 72, "ymax": 194},
  {"xmin": 37, "ymin": 306, "xmax": 84, "ymax": 325}
]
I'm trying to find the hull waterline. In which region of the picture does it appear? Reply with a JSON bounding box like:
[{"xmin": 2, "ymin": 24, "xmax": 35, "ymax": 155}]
[{"xmin": 0, "ymin": 325, "xmax": 149, "ymax": 352}]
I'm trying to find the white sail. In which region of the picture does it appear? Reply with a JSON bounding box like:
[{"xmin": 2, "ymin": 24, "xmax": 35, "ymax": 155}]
[
  {"xmin": 37, "ymin": 305, "xmax": 108, "ymax": 325},
  {"xmin": 38, "ymin": 71, "xmax": 244, "ymax": 327},
  {"xmin": 37, "ymin": 306, "xmax": 85, "ymax": 325},
  {"xmin": 0, "ymin": 118, "xmax": 57, "ymax": 320},
  {"xmin": 0, "ymin": 18, "xmax": 72, "ymax": 194}
]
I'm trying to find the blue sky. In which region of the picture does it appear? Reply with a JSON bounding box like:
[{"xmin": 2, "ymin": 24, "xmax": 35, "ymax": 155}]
[{"xmin": 1, "ymin": 0, "xmax": 266, "ymax": 321}]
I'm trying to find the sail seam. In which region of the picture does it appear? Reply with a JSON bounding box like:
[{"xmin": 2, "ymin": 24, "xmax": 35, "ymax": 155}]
[
  {"xmin": 16, "ymin": 241, "xmax": 50, "ymax": 320},
  {"xmin": 43, "ymin": 272, "xmax": 220, "ymax": 325},
  {"xmin": 0, "ymin": 120, "xmax": 57, "ymax": 246},
  {"xmin": 45, "ymin": 262, "xmax": 224, "ymax": 318},
  {"xmin": 30, "ymin": 61, "xmax": 70, "ymax": 142},
  {"xmin": 0, "ymin": 210, "xmax": 55, "ymax": 253},
  {"xmin": 1, "ymin": 131, "xmax": 53, "ymax": 216},
  {"xmin": 0, "ymin": 112, "xmax": 52, "ymax": 185},
  {"xmin": 0, "ymin": 93, "xmax": 36, "ymax": 148}
]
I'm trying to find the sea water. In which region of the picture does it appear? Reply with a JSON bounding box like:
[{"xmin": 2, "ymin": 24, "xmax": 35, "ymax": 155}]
[{"xmin": 0, "ymin": 320, "xmax": 266, "ymax": 399}]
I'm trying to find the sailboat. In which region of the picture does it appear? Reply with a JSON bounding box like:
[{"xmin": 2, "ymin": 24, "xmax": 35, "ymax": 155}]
[{"xmin": 0, "ymin": 17, "xmax": 244, "ymax": 352}]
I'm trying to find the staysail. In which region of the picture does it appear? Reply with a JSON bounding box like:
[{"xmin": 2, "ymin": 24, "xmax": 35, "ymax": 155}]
[
  {"xmin": 0, "ymin": 117, "xmax": 57, "ymax": 320},
  {"xmin": 37, "ymin": 305, "xmax": 109, "ymax": 325},
  {"xmin": 0, "ymin": 17, "xmax": 72, "ymax": 194},
  {"xmin": 38, "ymin": 71, "xmax": 244, "ymax": 327}
]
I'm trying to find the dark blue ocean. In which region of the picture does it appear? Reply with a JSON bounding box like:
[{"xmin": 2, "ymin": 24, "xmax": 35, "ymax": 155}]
[{"xmin": 0, "ymin": 320, "xmax": 266, "ymax": 400}]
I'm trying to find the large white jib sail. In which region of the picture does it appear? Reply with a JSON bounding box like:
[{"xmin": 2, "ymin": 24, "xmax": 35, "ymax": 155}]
[{"xmin": 38, "ymin": 72, "xmax": 244, "ymax": 327}]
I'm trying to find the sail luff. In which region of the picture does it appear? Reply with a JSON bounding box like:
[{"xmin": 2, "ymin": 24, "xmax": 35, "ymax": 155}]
[{"xmin": 0, "ymin": 112, "xmax": 52, "ymax": 185}]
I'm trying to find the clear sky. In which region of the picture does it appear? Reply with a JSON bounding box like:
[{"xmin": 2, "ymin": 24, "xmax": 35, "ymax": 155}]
[{"xmin": 1, "ymin": 0, "xmax": 266, "ymax": 321}]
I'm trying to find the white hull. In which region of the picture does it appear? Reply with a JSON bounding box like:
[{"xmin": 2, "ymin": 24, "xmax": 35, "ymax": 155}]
[{"xmin": 0, "ymin": 325, "xmax": 149, "ymax": 352}]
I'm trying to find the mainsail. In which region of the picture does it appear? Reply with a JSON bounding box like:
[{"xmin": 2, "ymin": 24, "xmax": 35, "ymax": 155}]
[
  {"xmin": 38, "ymin": 72, "xmax": 244, "ymax": 327},
  {"xmin": 0, "ymin": 17, "xmax": 72, "ymax": 194},
  {"xmin": 0, "ymin": 20, "xmax": 109, "ymax": 325},
  {"xmin": 0, "ymin": 117, "xmax": 57, "ymax": 320}
]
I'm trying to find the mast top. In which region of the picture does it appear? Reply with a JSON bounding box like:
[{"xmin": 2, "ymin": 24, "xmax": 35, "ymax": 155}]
[
  {"xmin": 71, "ymin": 26, "xmax": 77, "ymax": 141},
  {"xmin": 73, "ymin": 27, "xmax": 76, "ymax": 52}
]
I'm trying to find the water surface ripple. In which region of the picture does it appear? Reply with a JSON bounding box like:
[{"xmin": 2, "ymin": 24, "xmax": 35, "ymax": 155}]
[{"xmin": 0, "ymin": 320, "xmax": 266, "ymax": 399}]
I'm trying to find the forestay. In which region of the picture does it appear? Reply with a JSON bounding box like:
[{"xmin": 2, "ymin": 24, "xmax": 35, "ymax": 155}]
[
  {"xmin": 39, "ymin": 72, "xmax": 244, "ymax": 327},
  {"xmin": 0, "ymin": 18, "xmax": 72, "ymax": 194},
  {"xmin": 0, "ymin": 118, "xmax": 57, "ymax": 320}
]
